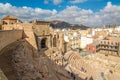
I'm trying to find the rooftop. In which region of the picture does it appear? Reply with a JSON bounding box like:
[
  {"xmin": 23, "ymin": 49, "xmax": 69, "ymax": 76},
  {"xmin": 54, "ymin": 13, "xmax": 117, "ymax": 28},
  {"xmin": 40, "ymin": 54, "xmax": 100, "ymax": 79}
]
[{"xmin": 2, "ymin": 15, "xmax": 18, "ymax": 20}]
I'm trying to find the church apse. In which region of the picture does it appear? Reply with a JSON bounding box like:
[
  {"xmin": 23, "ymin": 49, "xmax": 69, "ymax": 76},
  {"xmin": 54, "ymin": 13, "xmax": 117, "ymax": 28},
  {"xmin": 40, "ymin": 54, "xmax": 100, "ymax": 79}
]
[
  {"xmin": 32, "ymin": 20, "xmax": 52, "ymax": 51},
  {"xmin": 32, "ymin": 20, "xmax": 64, "ymax": 53}
]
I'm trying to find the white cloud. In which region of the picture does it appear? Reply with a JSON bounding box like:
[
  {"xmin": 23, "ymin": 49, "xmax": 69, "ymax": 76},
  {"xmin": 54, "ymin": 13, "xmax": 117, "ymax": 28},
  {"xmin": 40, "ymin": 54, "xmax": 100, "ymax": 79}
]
[
  {"xmin": 0, "ymin": 2, "xmax": 120, "ymax": 26},
  {"xmin": 46, "ymin": 2, "xmax": 120, "ymax": 26},
  {"xmin": 92, "ymin": 1, "xmax": 120, "ymax": 26},
  {"xmin": 44, "ymin": 0, "xmax": 62, "ymax": 5},
  {"xmin": 69, "ymin": 0, "xmax": 87, "ymax": 4},
  {"xmin": 46, "ymin": 6, "xmax": 93, "ymax": 24},
  {"xmin": 44, "ymin": 0, "xmax": 49, "ymax": 4},
  {"xmin": 0, "ymin": 3, "xmax": 57, "ymax": 21},
  {"xmin": 53, "ymin": 0, "xmax": 62, "ymax": 5}
]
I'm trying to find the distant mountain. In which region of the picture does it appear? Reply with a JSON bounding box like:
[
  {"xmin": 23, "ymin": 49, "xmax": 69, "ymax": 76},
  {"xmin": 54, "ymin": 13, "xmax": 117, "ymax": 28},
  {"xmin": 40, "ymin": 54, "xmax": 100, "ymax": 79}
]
[{"xmin": 50, "ymin": 20, "xmax": 89, "ymax": 30}]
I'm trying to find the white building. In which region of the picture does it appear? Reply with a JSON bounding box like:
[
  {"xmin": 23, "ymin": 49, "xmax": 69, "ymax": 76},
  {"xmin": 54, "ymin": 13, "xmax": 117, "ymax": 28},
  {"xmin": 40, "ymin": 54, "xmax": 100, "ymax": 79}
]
[{"xmin": 80, "ymin": 36, "xmax": 93, "ymax": 49}]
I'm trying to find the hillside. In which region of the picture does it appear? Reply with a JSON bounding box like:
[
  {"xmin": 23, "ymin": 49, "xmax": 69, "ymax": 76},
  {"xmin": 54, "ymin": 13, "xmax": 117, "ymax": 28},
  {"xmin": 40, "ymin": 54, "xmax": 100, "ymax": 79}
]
[{"xmin": 50, "ymin": 20, "xmax": 89, "ymax": 30}]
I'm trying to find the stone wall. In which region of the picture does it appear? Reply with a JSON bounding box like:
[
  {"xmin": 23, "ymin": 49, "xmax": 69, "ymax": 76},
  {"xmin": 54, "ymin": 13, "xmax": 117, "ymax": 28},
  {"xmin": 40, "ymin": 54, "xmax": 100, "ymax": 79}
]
[
  {"xmin": 2, "ymin": 24, "xmax": 23, "ymax": 30},
  {"xmin": 0, "ymin": 30, "xmax": 23, "ymax": 52},
  {"xmin": 22, "ymin": 23, "xmax": 38, "ymax": 50},
  {"xmin": 33, "ymin": 24, "xmax": 50, "ymax": 36}
]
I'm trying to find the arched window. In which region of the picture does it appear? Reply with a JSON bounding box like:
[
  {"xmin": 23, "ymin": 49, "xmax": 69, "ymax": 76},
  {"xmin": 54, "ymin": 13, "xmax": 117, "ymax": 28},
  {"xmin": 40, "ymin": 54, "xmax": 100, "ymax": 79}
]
[
  {"xmin": 41, "ymin": 38, "xmax": 46, "ymax": 48},
  {"xmin": 3, "ymin": 21, "xmax": 7, "ymax": 25},
  {"xmin": 111, "ymin": 42, "xmax": 113, "ymax": 45},
  {"xmin": 53, "ymin": 36, "xmax": 57, "ymax": 47},
  {"xmin": 104, "ymin": 41, "xmax": 106, "ymax": 44}
]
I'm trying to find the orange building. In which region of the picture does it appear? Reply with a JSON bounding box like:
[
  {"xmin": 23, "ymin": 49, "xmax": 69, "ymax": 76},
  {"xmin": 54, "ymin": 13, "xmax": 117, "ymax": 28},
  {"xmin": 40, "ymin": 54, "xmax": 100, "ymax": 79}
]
[{"xmin": 86, "ymin": 44, "xmax": 97, "ymax": 54}]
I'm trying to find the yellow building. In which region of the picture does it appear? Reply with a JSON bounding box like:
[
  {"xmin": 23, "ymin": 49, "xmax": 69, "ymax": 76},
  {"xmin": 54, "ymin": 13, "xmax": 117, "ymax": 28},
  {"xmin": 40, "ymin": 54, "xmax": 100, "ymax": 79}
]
[
  {"xmin": 1, "ymin": 15, "xmax": 23, "ymax": 30},
  {"xmin": 66, "ymin": 30, "xmax": 81, "ymax": 50}
]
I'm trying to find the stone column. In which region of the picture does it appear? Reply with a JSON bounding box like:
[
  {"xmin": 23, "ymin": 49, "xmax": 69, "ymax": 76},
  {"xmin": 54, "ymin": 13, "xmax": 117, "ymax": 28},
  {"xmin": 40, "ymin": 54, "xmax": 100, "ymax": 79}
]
[{"xmin": 47, "ymin": 36, "xmax": 51, "ymax": 49}]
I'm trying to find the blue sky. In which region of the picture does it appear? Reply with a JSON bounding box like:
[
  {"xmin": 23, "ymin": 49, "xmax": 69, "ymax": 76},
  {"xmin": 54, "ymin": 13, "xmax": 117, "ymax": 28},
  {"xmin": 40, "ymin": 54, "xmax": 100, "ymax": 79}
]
[
  {"xmin": 0, "ymin": 0, "xmax": 120, "ymax": 26},
  {"xmin": 1, "ymin": 0, "xmax": 120, "ymax": 12}
]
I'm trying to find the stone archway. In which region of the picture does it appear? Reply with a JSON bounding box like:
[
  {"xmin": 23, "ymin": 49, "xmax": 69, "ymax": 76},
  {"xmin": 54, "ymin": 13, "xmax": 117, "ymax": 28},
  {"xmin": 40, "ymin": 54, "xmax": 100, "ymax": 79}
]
[{"xmin": 41, "ymin": 38, "xmax": 47, "ymax": 48}]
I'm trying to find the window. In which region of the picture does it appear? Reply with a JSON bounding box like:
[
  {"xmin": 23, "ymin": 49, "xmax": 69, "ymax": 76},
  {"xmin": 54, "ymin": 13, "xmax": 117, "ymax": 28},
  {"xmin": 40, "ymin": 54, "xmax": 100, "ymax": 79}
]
[
  {"xmin": 104, "ymin": 41, "xmax": 106, "ymax": 44},
  {"xmin": 41, "ymin": 38, "xmax": 46, "ymax": 48},
  {"xmin": 111, "ymin": 42, "xmax": 113, "ymax": 45},
  {"xmin": 53, "ymin": 36, "xmax": 57, "ymax": 47}
]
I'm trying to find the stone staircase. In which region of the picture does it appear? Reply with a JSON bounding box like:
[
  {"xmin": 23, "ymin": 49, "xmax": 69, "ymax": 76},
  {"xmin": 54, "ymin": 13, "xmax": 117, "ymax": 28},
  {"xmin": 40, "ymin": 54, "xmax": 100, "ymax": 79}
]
[{"xmin": 64, "ymin": 51, "xmax": 99, "ymax": 80}]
